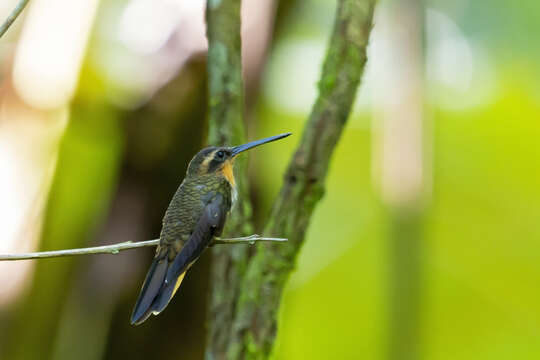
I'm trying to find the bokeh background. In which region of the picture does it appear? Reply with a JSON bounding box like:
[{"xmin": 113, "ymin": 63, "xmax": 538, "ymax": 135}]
[{"xmin": 1, "ymin": 0, "xmax": 539, "ymax": 359}]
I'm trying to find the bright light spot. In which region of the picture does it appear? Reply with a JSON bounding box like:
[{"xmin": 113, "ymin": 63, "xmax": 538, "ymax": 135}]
[
  {"xmin": 102, "ymin": 0, "xmax": 206, "ymax": 106},
  {"xmin": 0, "ymin": 99, "xmax": 67, "ymax": 305},
  {"xmin": 0, "ymin": 138, "xmax": 38, "ymax": 306},
  {"xmin": 0, "ymin": 1, "xmax": 14, "ymax": 16},
  {"xmin": 426, "ymin": 8, "xmax": 497, "ymax": 109},
  {"xmin": 12, "ymin": 0, "xmax": 100, "ymax": 109},
  {"xmin": 119, "ymin": 0, "xmax": 192, "ymax": 55},
  {"xmin": 0, "ymin": 142, "xmax": 25, "ymax": 250},
  {"xmin": 427, "ymin": 18, "xmax": 473, "ymax": 93}
]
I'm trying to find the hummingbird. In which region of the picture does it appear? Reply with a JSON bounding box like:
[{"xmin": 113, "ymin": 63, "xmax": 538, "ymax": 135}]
[{"xmin": 130, "ymin": 132, "xmax": 291, "ymax": 325}]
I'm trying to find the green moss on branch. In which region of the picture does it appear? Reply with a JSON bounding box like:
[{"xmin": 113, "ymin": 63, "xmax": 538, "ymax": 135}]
[
  {"xmin": 204, "ymin": 0, "xmax": 375, "ymax": 358},
  {"xmin": 204, "ymin": 1, "xmax": 254, "ymax": 359},
  {"xmin": 226, "ymin": 0, "xmax": 376, "ymax": 358}
]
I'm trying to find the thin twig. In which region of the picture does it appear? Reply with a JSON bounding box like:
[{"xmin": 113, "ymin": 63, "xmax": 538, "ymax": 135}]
[
  {"xmin": 0, "ymin": 235, "xmax": 287, "ymax": 261},
  {"xmin": 0, "ymin": 0, "xmax": 30, "ymax": 38},
  {"xmin": 213, "ymin": 235, "xmax": 286, "ymax": 245}
]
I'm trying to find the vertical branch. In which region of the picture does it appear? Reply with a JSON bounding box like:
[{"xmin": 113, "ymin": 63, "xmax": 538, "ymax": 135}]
[
  {"xmin": 205, "ymin": 0, "xmax": 254, "ymax": 358},
  {"xmin": 206, "ymin": 0, "xmax": 246, "ymax": 147},
  {"xmin": 226, "ymin": 0, "xmax": 376, "ymax": 358}
]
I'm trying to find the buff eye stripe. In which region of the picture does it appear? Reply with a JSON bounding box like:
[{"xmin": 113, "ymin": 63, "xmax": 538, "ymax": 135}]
[{"xmin": 200, "ymin": 150, "xmax": 217, "ymax": 173}]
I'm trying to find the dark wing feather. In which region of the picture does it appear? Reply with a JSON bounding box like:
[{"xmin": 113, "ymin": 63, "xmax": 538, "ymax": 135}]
[
  {"xmin": 130, "ymin": 255, "xmax": 168, "ymax": 325},
  {"xmin": 150, "ymin": 193, "xmax": 229, "ymax": 315}
]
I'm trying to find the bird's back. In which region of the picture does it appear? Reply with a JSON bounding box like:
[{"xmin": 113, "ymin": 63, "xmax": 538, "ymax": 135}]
[{"xmin": 159, "ymin": 174, "xmax": 232, "ymax": 258}]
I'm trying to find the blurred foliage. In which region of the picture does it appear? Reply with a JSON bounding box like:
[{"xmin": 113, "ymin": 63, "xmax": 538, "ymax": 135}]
[
  {"xmin": 258, "ymin": 88, "xmax": 540, "ymax": 359},
  {"xmin": 3, "ymin": 97, "xmax": 123, "ymax": 360}
]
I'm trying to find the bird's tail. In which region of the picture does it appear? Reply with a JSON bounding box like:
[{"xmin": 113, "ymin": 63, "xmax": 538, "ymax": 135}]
[
  {"xmin": 130, "ymin": 255, "xmax": 187, "ymax": 326},
  {"xmin": 131, "ymin": 232, "xmax": 209, "ymax": 325}
]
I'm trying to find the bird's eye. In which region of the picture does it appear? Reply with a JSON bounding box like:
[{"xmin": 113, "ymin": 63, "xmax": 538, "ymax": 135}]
[{"xmin": 216, "ymin": 151, "xmax": 225, "ymax": 159}]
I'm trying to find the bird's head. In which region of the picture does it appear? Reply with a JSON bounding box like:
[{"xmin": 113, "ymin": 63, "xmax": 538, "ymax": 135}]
[{"xmin": 186, "ymin": 133, "xmax": 292, "ymax": 186}]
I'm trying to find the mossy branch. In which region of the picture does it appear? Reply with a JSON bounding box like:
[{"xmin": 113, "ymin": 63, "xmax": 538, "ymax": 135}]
[
  {"xmin": 0, "ymin": 0, "xmax": 30, "ymax": 38},
  {"xmin": 225, "ymin": 0, "xmax": 376, "ymax": 358},
  {"xmin": 204, "ymin": 0, "xmax": 375, "ymax": 358},
  {"xmin": 0, "ymin": 235, "xmax": 286, "ymax": 261},
  {"xmin": 204, "ymin": 0, "xmax": 255, "ymax": 358}
]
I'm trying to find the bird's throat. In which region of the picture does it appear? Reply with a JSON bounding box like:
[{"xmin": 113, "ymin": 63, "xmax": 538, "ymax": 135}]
[
  {"xmin": 221, "ymin": 161, "xmax": 236, "ymax": 188},
  {"xmin": 221, "ymin": 161, "xmax": 238, "ymax": 207}
]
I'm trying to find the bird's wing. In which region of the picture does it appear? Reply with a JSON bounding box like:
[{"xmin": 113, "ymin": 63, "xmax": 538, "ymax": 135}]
[{"xmin": 149, "ymin": 193, "xmax": 229, "ymax": 314}]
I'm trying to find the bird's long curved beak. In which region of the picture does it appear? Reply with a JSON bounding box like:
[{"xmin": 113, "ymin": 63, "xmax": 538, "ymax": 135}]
[{"xmin": 231, "ymin": 132, "xmax": 292, "ymax": 157}]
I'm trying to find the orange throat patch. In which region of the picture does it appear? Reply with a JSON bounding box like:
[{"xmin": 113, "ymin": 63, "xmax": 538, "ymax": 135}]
[
  {"xmin": 221, "ymin": 160, "xmax": 236, "ymax": 187},
  {"xmin": 221, "ymin": 160, "xmax": 238, "ymax": 206}
]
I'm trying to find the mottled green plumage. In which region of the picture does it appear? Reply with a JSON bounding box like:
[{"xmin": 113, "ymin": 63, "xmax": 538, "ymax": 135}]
[{"xmin": 159, "ymin": 172, "xmax": 233, "ymax": 260}]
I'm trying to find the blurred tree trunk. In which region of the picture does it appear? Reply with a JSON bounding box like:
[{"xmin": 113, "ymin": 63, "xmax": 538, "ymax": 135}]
[
  {"xmin": 372, "ymin": 0, "xmax": 429, "ymax": 359},
  {"xmin": 205, "ymin": 0, "xmax": 376, "ymax": 358}
]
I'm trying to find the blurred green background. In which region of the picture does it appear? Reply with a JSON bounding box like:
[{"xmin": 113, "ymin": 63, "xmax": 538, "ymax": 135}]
[{"xmin": 0, "ymin": 0, "xmax": 539, "ymax": 359}]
